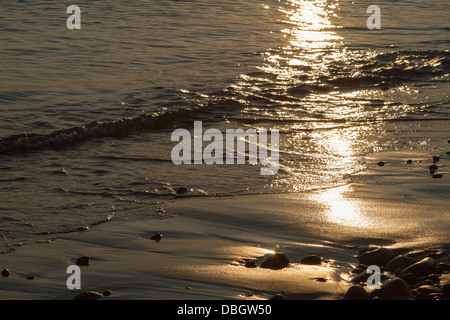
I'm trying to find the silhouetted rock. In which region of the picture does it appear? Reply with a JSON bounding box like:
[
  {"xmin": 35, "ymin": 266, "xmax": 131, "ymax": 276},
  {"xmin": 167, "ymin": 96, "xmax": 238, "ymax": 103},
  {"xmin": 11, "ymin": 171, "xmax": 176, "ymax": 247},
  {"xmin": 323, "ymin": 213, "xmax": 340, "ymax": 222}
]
[
  {"xmin": 150, "ymin": 233, "xmax": 163, "ymax": 242},
  {"xmin": 76, "ymin": 256, "xmax": 90, "ymax": 266},
  {"xmin": 380, "ymin": 278, "xmax": 410, "ymax": 299},
  {"xmin": 442, "ymin": 284, "xmax": 450, "ymax": 297},
  {"xmin": 357, "ymin": 247, "xmax": 395, "ymax": 267},
  {"xmin": 400, "ymin": 257, "xmax": 435, "ymax": 278},
  {"xmin": 260, "ymin": 253, "xmax": 290, "ymax": 270},
  {"xmin": 378, "ymin": 161, "xmax": 385, "ymax": 167},
  {"xmin": 432, "ymin": 174, "xmax": 443, "ymax": 179},
  {"xmin": 343, "ymin": 285, "xmax": 369, "ymax": 300},
  {"xmin": 175, "ymin": 186, "xmax": 188, "ymax": 195},
  {"xmin": 385, "ymin": 256, "xmax": 418, "ymax": 273},
  {"xmin": 1, "ymin": 269, "xmax": 10, "ymax": 277},
  {"xmin": 103, "ymin": 290, "xmax": 112, "ymax": 297},
  {"xmin": 299, "ymin": 255, "xmax": 322, "ymax": 265},
  {"xmin": 73, "ymin": 291, "xmax": 102, "ymax": 300}
]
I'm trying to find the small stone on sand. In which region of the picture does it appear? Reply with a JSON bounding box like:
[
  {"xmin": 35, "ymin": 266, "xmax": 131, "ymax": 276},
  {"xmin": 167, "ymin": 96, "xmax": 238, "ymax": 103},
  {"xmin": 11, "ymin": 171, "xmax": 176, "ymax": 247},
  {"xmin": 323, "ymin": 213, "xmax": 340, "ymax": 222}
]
[
  {"xmin": 76, "ymin": 256, "xmax": 90, "ymax": 266},
  {"xmin": 260, "ymin": 253, "xmax": 290, "ymax": 270},
  {"xmin": 73, "ymin": 291, "xmax": 103, "ymax": 300},
  {"xmin": 378, "ymin": 161, "xmax": 385, "ymax": 167},
  {"xmin": 299, "ymin": 255, "xmax": 322, "ymax": 265},
  {"xmin": 150, "ymin": 232, "xmax": 163, "ymax": 241},
  {"xmin": 432, "ymin": 174, "xmax": 443, "ymax": 179},
  {"xmin": 1, "ymin": 269, "xmax": 10, "ymax": 277},
  {"xmin": 103, "ymin": 290, "xmax": 112, "ymax": 297},
  {"xmin": 175, "ymin": 186, "xmax": 188, "ymax": 195}
]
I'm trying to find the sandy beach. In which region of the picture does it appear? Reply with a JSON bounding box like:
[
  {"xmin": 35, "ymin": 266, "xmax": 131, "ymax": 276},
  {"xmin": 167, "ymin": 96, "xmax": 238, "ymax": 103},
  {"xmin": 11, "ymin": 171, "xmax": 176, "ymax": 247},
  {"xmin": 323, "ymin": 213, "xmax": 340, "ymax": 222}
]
[{"xmin": 1, "ymin": 149, "xmax": 449, "ymax": 300}]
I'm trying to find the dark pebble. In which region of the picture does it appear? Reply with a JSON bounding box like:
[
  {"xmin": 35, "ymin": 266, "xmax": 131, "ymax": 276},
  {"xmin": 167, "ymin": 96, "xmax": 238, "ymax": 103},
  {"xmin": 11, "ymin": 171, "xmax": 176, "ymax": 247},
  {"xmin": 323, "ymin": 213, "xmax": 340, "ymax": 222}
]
[
  {"xmin": 447, "ymin": 151, "xmax": 450, "ymax": 154},
  {"xmin": 76, "ymin": 256, "xmax": 90, "ymax": 266},
  {"xmin": 416, "ymin": 285, "xmax": 441, "ymax": 295},
  {"xmin": 150, "ymin": 233, "xmax": 163, "ymax": 241},
  {"xmin": 357, "ymin": 247, "xmax": 395, "ymax": 267},
  {"xmin": 432, "ymin": 156, "xmax": 440, "ymax": 162},
  {"xmin": 26, "ymin": 275, "xmax": 36, "ymax": 280},
  {"xmin": 103, "ymin": 290, "xmax": 112, "ymax": 297},
  {"xmin": 343, "ymin": 285, "xmax": 369, "ymax": 300},
  {"xmin": 380, "ymin": 278, "xmax": 410, "ymax": 299},
  {"xmin": 1, "ymin": 269, "xmax": 10, "ymax": 277},
  {"xmin": 269, "ymin": 294, "xmax": 285, "ymax": 300},
  {"xmin": 378, "ymin": 161, "xmax": 385, "ymax": 167},
  {"xmin": 73, "ymin": 291, "xmax": 103, "ymax": 300},
  {"xmin": 175, "ymin": 186, "xmax": 188, "ymax": 195},
  {"xmin": 399, "ymin": 273, "xmax": 418, "ymax": 286},
  {"xmin": 442, "ymin": 284, "xmax": 450, "ymax": 297},
  {"xmin": 400, "ymin": 257, "xmax": 435, "ymax": 278},
  {"xmin": 432, "ymin": 174, "xmax": 443, "ymax": 179},
  {"xmin": 406, "ymin": 160, "xmax": 413, "ymax": 164},
  {"xmin": 415, "ymin": 292, "xmax": 433, "ymax": 300},
  {"xmin": 299, "ymin": 255, "xmax": 322, "ymax": 265},
  {"xmin": 260, "ymin": 253, "xmax": 290, "ymax": 270},
  {"xmin": 244, "ymin": 260, "xmax": 257, "ymax": 268},
  {"xmin": 429, "ymin": 164, "xmax": 438, "ymax": 171}
]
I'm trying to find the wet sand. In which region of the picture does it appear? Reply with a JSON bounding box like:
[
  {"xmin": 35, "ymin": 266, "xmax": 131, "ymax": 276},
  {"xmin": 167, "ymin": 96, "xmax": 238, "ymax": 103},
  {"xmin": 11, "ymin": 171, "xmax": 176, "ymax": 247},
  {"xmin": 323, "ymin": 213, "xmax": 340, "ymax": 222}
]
[{"xmin": 0, "ymin": 149, "xmax": 449, "ymax": 300}]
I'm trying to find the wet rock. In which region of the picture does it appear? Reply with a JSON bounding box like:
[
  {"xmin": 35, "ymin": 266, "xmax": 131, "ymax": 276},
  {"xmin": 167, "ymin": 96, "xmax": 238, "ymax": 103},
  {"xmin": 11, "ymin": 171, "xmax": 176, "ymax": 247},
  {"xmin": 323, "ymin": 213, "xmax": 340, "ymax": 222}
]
[
  {"xmin": 380, "ymin": 278, "xmax": 410, "ymax": 300},
  {"xmin": 73, "ymin": 291, "xmax": 103, "ymax": 300},
  {"xmin": 1, "ymin": 269, "xmax": 10, "ymax": 277},
  {"xmin": 351, "ymin": 270, "xmax": 370, "ymax": 284},
  {"xmin": 415, "ymin": 292, "xmax": 433, "ymax": 300},
  {"xmin": 400, "ymin": 257, "xmax": 435, "ymax": 278},
  {"xmin": 369, "ymin": 289, "xmax": 382, "ymax": 300},
  {"xmin": 357, "ymin": 247, "xmax": 395, "ymax": 267},
  {"xmin": 377, "ymin": 161, "xmax": 385, "ymax": 167},
  {"xmin": 438, "ymin": 263, "xmax": 450, "ymax": 272},
  {"xmin": 299, "ymin": 255, "xmax": 322, "ymax": 265},
  {"xmin": 416, "ymin": 285, "xmax": 441, "ymax": 295},
  {"xmin": 399, "ymin": 273, "xmax": 418, "ymax": 286},
  {"xmin": 76, "ymin": 256, "xmax": 90, "ymax": 266},
  {"xmin": 175, "ymin": 186, "xmax": 188, "ymax": 195},
  {"xmin": 414, "ymin": 280, "xmax": 435, "ymax": 288},
  {"xmin": 260, "ymin": 253, "xmax": 290, "ymax": 270},
  {"xmin": 441, "ymin": 284, "xmax": 450, "ymax": 296},
  {"xmin": 351, "ymin": 265, "xmax": 367, "ymax": 274},
  {"xmin": 343, "ymin": 285, "xmax": 369, "ymax": 300},
  {"xmin": 429, "ymin": 164, "xmax": 438, "ymax": 171},
  {"xmin": 384, "ymin": 255, "xmax": 418, "ymax": 273},
  {"xmin": 103, "ymin": 290, "xmax": 112, "ymax": 297},
  {"xmin": 150, "ymin": 233, "xmax": 163, "ymax": 242}
]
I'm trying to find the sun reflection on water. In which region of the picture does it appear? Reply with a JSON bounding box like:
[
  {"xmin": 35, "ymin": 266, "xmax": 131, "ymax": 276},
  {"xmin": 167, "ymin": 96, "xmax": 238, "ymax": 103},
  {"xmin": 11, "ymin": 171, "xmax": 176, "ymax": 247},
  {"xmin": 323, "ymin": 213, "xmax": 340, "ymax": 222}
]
[{"xmin": 318, "ymin": 185, "xmax": 369, "ymax": 228}]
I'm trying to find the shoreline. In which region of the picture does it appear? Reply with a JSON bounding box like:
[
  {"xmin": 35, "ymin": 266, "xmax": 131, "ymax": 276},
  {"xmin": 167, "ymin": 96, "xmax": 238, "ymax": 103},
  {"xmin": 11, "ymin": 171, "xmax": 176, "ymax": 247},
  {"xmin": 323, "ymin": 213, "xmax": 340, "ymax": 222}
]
[{"xmin": 0, "ymin": 149, "xmax": 449, "ymax": 300}]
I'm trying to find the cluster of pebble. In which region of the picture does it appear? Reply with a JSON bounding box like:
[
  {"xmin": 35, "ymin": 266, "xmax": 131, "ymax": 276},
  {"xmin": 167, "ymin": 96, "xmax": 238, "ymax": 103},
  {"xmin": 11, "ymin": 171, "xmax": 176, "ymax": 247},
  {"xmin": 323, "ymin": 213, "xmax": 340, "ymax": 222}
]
[{"xmin": 344, "ymin": 245, "xmax": 450, "ymax": 300}]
